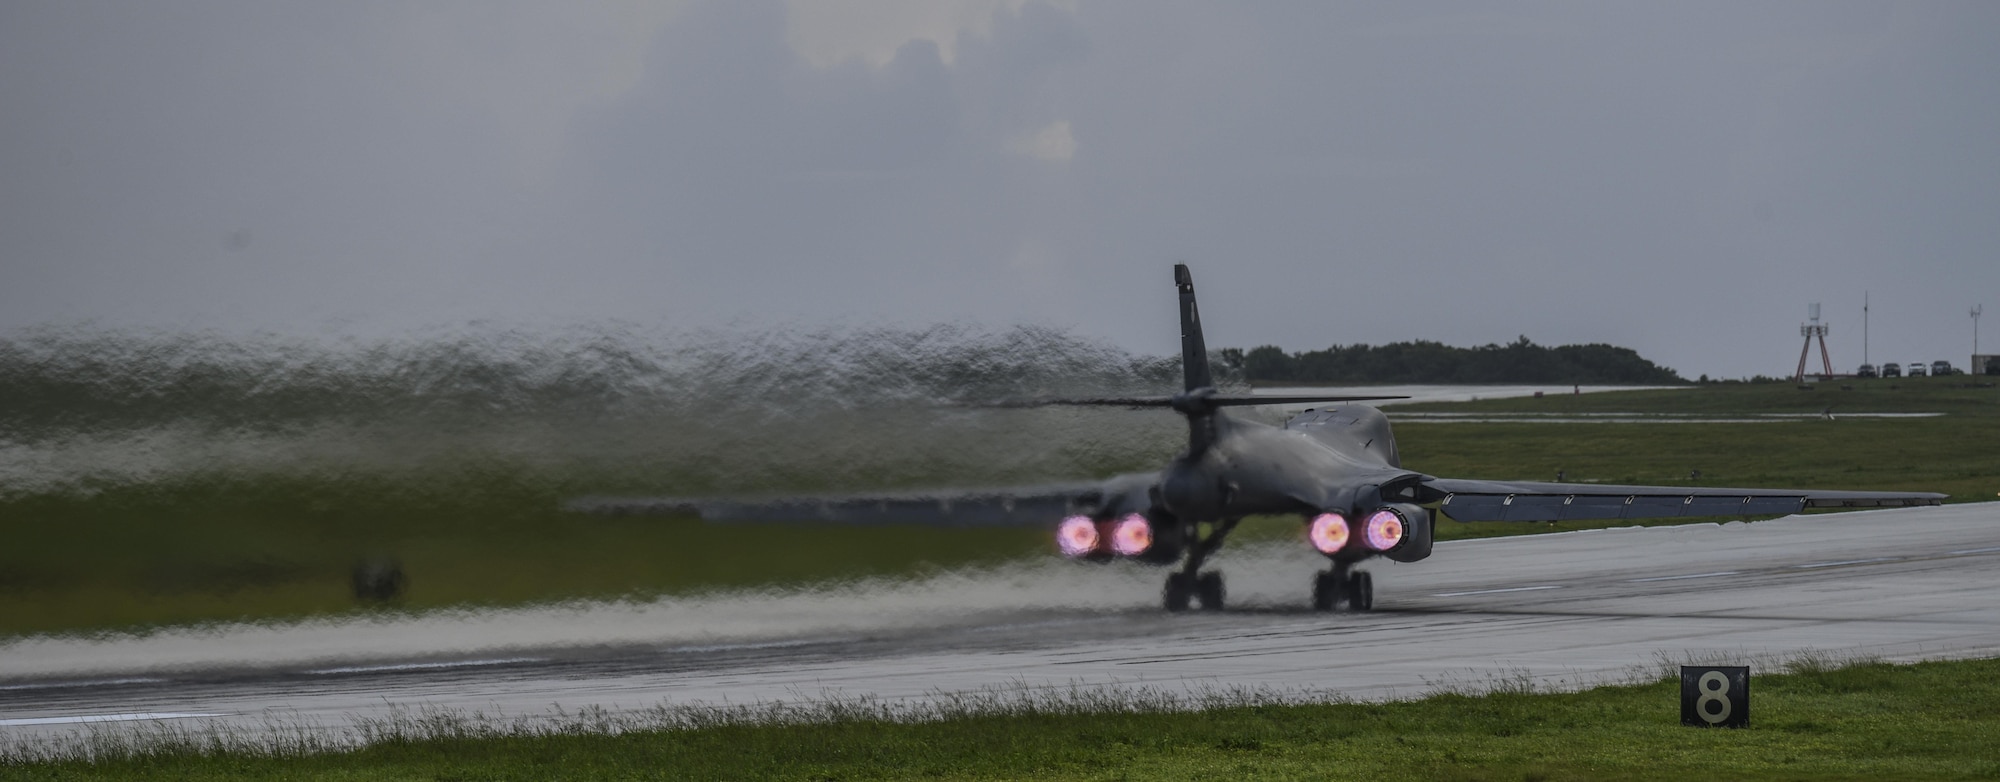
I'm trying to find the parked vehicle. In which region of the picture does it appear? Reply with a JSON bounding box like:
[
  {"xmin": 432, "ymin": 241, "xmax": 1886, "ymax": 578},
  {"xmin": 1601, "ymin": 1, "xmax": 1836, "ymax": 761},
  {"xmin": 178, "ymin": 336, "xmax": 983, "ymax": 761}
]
[
  {"xmin": 1907, "ymin": 361, "xmax": 1927, "ymax": 377},
  {"xmin": 1856, "ymin": 364, "xmax": 1877, "ymax": 378},
  {"xmin": 1882, "ymin": 362, "xmax": 1902, "ymax": 378},
  {"xmin": 1931, "ymin": 360, "xmax": 1955, "ymax": 376}
]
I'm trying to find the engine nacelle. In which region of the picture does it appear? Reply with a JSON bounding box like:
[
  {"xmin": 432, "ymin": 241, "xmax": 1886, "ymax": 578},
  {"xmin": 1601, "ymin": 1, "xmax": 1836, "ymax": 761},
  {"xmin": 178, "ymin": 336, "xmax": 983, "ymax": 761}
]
[
  {"xmin": 1305, "ymin": 504, "xmax": 1433, "ymax": 562},
  {"xmin": 1368, "ymin": 503, "xmax": 1433, "ymax": 562},
  {"xmin": 1057, "ymin": 512, "xmax": 1185, "ymax": 565}
]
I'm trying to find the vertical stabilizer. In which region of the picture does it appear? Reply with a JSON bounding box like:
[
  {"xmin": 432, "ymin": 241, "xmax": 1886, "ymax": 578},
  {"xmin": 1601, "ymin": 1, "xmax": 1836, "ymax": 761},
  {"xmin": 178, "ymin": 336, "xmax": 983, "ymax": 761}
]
[{"xmin": 1174, "ymin": 264, "xmax": 1214, "ymax": 392}]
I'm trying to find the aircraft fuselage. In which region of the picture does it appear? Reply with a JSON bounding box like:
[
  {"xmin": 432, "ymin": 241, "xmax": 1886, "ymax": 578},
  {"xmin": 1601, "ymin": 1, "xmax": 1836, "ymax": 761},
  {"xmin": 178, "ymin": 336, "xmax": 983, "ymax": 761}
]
[{"xmin": 1161, "ymin": 406, "xmax": 1417, "ymax": 523}]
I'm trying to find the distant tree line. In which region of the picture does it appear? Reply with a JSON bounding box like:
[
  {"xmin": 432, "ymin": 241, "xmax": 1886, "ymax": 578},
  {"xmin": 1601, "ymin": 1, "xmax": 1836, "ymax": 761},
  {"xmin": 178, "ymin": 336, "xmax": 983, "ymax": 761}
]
[{"xmin": 1221, "ymin": 337, "xmax": 1686, "ymax": 385}]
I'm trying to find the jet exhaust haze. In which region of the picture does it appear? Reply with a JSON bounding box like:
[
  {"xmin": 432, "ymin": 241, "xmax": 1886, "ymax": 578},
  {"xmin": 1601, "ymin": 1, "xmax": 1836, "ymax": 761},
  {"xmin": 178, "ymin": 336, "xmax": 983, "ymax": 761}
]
[{"xmin": 584, "ymin": 265, "xmax": 1945, "ymax": 613}]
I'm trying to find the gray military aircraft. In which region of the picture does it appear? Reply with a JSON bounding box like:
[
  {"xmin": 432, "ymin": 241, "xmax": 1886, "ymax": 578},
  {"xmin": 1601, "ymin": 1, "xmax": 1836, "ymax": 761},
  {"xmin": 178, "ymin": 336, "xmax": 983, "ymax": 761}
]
[{"xmin": 577, "ymin": 265, "xmax": 1945, "ymax": 612}]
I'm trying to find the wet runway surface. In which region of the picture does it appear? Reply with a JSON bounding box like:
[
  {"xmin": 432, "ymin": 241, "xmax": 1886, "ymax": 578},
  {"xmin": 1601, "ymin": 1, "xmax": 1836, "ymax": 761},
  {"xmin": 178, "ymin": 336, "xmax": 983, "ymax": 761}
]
[{"xmin": 4, "ymin": 503, "xmax": 1997, "ymax": 743}]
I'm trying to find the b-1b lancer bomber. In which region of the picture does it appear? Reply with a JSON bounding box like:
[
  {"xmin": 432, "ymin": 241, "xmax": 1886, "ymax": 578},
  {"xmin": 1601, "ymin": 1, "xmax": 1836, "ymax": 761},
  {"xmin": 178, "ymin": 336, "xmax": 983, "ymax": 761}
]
[{"xmin": 577, "ymin": 265, "xmax": 1944, "ymax": 612}]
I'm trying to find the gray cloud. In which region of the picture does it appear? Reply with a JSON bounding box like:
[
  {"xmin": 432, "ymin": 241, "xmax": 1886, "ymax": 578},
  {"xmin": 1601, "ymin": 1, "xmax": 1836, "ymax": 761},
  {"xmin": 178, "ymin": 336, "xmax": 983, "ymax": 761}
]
[{"xmin": 3, "ymin": 1, "xmax": 1996, "ymax": 378}]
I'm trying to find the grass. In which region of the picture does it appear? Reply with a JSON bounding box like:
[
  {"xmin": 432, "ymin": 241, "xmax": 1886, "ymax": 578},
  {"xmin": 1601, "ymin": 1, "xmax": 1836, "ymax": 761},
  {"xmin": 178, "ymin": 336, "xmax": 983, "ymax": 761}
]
[
  {"xmin": 0, "ymin": 474, "xmax": 1051, "ymax": 637},
  {"xmin": 1394, "ymin": 376, "xmax": 1998, "ymax": 543},
  {"xmin": 6, "ymin": 655, "xmax": 2000, "ymax": 780},
  {"xmin": 2, "ymin": 378, "xmax": 1994, "ymax": 638},
  {"xmin": 1395, "ymin": 373, "xmax": 1997, "ymax": 415}
]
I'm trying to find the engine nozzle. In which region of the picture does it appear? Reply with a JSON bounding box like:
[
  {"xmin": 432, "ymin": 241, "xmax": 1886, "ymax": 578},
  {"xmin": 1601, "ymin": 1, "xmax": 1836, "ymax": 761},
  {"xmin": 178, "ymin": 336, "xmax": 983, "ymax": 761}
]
[
  {"xmin": 1056, "ymin": 515, "xmax": 1100, "ymax": 558},
  {"xmin": 1308, "ymin": 512, "xmax": 1351, "ymax": 555},
  {"xmin": 1363, "ymin": 507, "xmax": 1408, "ymax": 552},
  {"xmin": 1108, "ymin": 513, "xmax": 1153, "ymax": 556}
]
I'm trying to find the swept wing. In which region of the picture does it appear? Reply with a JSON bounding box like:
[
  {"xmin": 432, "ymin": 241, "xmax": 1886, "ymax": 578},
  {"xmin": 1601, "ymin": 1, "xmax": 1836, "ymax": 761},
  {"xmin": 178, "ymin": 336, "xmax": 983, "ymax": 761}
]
[
  {"xmin": 568, "ymin": 472, "xmax": 1158, "ymax": 527},
  {"xmin": 1420, "ymin": 477, "xmax": 1943, "ymax": 522}
]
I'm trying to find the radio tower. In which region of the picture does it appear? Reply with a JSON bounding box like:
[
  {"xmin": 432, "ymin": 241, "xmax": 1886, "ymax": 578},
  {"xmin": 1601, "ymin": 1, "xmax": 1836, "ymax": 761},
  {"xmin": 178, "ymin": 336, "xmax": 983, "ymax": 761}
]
[{"xmin": 1795, "ymin": 303, "xmax": 1832, "ymax": 383}]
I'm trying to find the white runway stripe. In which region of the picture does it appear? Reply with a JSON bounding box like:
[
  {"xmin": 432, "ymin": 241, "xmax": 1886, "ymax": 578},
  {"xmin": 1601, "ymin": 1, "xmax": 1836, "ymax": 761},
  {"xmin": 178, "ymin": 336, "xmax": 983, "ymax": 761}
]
[
  {"xmin": 0, "ymin": 712, "xmax": 220, "ymax": 727},
  {"xmin": 1792, "ymin": 557, "xmax": 1899, "ymax": 569},
  {"xmin": 304, "ymin": 657, "xmax": 544, "ymax": 675},
  {"xmin": 0, "ymin": 677, "xmax": 163, "ymax": 692},
  {"xmin": 1628, "ymin": 571, "xmax": 1739, "ymax": 583},
  {"xmin": 1434, "ymin": 585, "xmax": 1562, "ymax": 597}
]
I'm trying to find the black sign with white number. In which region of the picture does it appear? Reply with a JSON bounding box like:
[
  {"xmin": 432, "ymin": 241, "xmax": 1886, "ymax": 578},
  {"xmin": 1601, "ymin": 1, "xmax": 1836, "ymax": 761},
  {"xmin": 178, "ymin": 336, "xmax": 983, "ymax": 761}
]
[{"xmin": 1680, "ymin": 665, "xmax": 1749, "ymax": 728}]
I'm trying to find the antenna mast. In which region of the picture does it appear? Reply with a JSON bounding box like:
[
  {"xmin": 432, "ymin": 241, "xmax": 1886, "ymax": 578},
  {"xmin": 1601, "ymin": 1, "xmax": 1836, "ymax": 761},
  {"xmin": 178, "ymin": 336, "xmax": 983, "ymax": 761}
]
[{"xmin": 1863, "ymin": 293, "xmax": 1869, "ymax": 366}]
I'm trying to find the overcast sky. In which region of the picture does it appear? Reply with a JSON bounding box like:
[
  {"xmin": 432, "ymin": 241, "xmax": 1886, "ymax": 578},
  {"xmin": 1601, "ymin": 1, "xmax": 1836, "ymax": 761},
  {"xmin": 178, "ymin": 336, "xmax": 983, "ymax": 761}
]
[{"xmin": 4, "ymin": 1, "xmax": 1996, "ymax": 379}]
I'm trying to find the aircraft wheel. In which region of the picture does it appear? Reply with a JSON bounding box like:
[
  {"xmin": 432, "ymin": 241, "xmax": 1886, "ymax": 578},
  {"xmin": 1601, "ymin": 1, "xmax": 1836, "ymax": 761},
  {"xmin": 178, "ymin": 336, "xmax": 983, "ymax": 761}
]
[
  {"xmin": 1196, "ymin": 571, "xmax": 1225, "ymax": 611},
  {"xmin": 1311, "ymin": 570, "xmax": 1340, "ymax": 611},
  {"xmin": 1346, "ymin": 571, "xmax": 1374, "ymax": 612},
  {"xmin": 1164, "ymin": 573, "xmax": 1194, "ymax": 612}
]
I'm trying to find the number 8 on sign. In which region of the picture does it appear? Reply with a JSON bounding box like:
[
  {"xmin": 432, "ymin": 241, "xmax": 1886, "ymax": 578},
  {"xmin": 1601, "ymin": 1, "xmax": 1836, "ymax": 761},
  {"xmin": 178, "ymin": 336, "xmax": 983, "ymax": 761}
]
[
  {"xmin": 1694, "ymin": 671, "xmax": 1732, "ymax": 723},
  {"xmin": 1680, "ymin": 665, "xmax": 1749, "ymax": 728}
]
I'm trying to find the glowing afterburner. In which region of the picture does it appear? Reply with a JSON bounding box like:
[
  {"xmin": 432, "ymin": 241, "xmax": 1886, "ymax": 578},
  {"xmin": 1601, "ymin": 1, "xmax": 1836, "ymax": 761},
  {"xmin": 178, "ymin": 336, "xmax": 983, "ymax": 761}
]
[
  {"xmin": 1308, "ymin": 512, "xmax": 1351, "ymax": 555},
  {"xmin": 1056, "ymin": 515, "xmax": 1099, "ymax": 558},
  {"xmin": 1364, "ymin": 508, "xmax": 1407, "ymax": 552}
]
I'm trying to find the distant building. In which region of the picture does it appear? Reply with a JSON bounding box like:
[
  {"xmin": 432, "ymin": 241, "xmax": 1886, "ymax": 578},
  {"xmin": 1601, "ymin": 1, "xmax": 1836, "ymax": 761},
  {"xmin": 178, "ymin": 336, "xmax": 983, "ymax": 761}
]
[{"xmin": 1976, "ymin": 354, "xmax": 2000, "ymax": 376}]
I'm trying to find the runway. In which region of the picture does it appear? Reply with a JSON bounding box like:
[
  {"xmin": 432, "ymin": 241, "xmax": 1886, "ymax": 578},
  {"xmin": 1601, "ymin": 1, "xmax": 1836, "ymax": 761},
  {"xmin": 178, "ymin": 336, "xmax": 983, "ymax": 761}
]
[{"xmin": 3, "ymin": 503, "xmax": 1997, "ymax": 747}]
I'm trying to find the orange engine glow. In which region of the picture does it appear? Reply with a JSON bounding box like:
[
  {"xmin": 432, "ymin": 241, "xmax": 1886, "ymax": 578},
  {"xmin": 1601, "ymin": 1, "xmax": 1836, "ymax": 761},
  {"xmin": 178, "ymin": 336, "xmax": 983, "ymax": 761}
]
[
  {"xmin": 1308, "ymin": 512, "xmax": 1350, "ymax": 555},
  {"xmin": 1109, "ymin": 513, "xmax": 1153, "ymax": 556},
  {"xmin": 1057, "ymin": 515, "xmax": 1100, "ymax": 557},
  {"xmin": 1364, "ymin": 508, "xmax": 1406, "ymax": 551}
]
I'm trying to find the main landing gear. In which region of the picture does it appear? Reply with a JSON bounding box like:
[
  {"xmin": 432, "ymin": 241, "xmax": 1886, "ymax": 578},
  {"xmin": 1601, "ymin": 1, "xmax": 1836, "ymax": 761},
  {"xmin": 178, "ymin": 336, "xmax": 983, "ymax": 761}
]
[
  {"xmin": 1158, "ymin": 518, "xmax": 1376, "ymax": 613},
  {"xmin": 1164, "ymin": 571, "xmax": 1224, "ymax": 612},
  {"xmin": 1164, "ymin": 517, "xmax": 1238, "ymax": 611},
  {"xmin": 1311, "ymin": 560, "xmax": 1373, "ymax": 612}
]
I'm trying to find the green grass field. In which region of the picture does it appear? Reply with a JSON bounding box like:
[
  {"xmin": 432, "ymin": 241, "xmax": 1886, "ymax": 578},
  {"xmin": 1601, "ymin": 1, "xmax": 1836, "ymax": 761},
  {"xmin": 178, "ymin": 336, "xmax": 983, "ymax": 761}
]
[
  {"xmin": 7, "ymin": 655, "xmax": 1998, "ymax": 780},
  {"xmin": 1395, "ymin": 377, "xmax": 1997, "ymax": 501},
  {"xmin": 2, "ymin": 377, "xmax": 1993, "ymax": 638}
]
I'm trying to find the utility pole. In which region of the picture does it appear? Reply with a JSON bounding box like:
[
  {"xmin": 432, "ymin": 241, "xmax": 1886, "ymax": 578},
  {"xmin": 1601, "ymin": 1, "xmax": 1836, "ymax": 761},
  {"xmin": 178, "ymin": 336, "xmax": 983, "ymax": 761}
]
[
  {"xmin": 1863, "ymin": 292, "xmax": 1870, "ymax": 367},
  {"xmin": 1975, "ymin": 304, "xmax": 1984, "ymax": 364}
]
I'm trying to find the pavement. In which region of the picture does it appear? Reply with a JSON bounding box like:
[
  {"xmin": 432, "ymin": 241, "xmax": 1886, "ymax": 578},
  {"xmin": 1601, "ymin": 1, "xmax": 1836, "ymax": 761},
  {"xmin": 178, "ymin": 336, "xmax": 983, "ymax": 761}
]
[{"xmin": 3, "ymin": 502, "xmax": 1996, "ymax": 748}]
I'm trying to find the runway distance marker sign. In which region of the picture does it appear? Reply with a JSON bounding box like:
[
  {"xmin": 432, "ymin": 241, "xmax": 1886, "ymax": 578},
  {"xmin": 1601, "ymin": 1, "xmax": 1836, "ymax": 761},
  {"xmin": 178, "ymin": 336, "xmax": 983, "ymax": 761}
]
[{"xmin": 1681, "ymin": 665, "xmax": 1749, "ymax": 728}]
